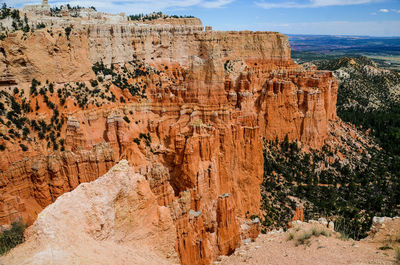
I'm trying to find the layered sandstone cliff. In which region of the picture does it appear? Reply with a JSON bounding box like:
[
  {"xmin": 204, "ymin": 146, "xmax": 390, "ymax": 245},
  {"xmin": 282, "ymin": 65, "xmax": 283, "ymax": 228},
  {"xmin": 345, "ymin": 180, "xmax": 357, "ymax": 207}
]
[{"xmin": 0, "ymin": 13, "xmax": 337, "ymax": 265}]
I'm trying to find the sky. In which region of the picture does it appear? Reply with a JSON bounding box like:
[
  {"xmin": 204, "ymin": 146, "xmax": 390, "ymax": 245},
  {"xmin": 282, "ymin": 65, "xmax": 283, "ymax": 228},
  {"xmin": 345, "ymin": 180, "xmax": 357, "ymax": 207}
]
[{"xmin": 4, "ymin": 0, "xmax": 400, "ymax": 36}]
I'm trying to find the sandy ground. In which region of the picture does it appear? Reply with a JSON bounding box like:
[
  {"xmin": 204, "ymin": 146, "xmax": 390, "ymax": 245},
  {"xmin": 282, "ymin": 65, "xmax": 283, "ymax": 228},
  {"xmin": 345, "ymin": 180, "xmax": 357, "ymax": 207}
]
[{"xmin": 218, "ymin": 231, "xmax": 396, "ymax": 265}]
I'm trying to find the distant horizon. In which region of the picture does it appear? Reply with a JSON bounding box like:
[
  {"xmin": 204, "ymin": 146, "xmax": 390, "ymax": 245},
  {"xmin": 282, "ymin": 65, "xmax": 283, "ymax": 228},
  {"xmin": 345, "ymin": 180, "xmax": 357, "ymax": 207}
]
[
  {"xmin": 287, "ymin": 33, "xmax": 400, "ymax": 38},
  {"xmin": 4, "ymin": 0, "xmax": 400, "ymax": 37}
]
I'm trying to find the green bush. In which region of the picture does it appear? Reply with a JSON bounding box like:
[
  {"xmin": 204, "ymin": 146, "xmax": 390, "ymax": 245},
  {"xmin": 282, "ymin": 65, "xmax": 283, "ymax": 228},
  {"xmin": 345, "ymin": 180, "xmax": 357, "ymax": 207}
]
[
  {"xmin": 0, "ymin": 221, "xmax": 26, "ymax": 255},
  {"xmin": 295, "ymin": 231, "xmax": 312, "ymax": 246},
  {"xmin": 139, "ymin": 133, "xmax": 151, "ymax": 147},
  {"xmin": 19, "ymin": 144, "xmax": 28, "ymax": 152},
  {"xmin": 36, "ymin": 22, "xmax": 46, "ymax": 29},
  {"xmin": 64, "ymin": 26, "xmax": 72, "ymax": 39},
  {"xmin": 90, "ymin": 79, "xmax": 98, "ymax": 87},
  {"xmin": 396, "ymin": 248, "xmax": 400, "ymax": 264},
  {"xmin": 378, "ymin": 245, "xmax": 393, "ymax": 250}
]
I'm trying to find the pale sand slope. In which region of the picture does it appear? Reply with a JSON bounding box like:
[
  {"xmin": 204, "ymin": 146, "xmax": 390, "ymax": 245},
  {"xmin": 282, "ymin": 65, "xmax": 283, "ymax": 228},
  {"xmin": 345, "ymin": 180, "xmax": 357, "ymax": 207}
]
[
  {"xmin": 0, "ymin": 160, "xmax": 178, "ymax": 265},
  {"xmin": 219, "ymin": 222, "xmax": 398, "ymax": 265}
]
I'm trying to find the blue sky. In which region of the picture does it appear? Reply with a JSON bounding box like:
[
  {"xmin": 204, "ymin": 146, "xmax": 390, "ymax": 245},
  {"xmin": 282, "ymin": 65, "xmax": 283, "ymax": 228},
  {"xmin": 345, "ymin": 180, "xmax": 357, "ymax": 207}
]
[{"xmin": 5, "ymin": 0, "xmax": 400, "ymax": 36}]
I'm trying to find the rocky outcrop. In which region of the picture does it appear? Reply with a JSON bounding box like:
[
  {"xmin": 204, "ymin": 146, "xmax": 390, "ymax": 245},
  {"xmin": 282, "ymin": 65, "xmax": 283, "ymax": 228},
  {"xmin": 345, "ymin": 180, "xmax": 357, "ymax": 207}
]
[
  {"xmin": 0, "ymin": 15, "xmax": 338, "ymax": 265},
  {"xmin": 217, "ymin": 194, "xmax": 241, "ymax": 255},
  {"xmin": 367, "ymin": 216, "xmax": 400, "ymax": 243},
  {"xmin": 0, "ymin": 29, "xmax": 95, "ymax": 83},
  {"xmin": 0, "ymin": 160, "xmax": 178, "ymax": 265}
]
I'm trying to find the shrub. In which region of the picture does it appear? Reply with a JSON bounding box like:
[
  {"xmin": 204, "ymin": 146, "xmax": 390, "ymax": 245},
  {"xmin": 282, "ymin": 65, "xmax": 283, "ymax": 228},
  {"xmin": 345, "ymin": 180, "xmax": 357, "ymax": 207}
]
[
  {"xmin": 30, "ymin": 79, "xmax": 40, "ymax": 95},
  {"xmin": 133, "ymin": 138, "xmax": 140, "ymax": 145},
  {"xmin": 289, "ymin": 226, "xmax": 331, "ymax": 247},
  {"xmin": 38, "ymin": 131, "xmax": 45, "ymax": 139},
  {"xmin": 396, "ymin": 248, "xmax": 400, "ymax": 264},
  {"xmin": 0, "ymin": 144, "xmax": 5, "ymax": 151},
  {"xmin": 378, "ymin": 245, "xmax": 392, "ymax": 250},
  {"xmin": 320, "ymin": 230, "xmax": 329, "ymax": 237},
  {"xmin": 64, "ymin": 26, "xmax": 72, "ymax": 39},
  {"xmin": 90, "ymin": 79, "xmax": 98, "ymax": 87},
  {"xmin": 49, "ymin": 83, "xmax": 54, "ymax": 93},
  {"xmin": 139, "ymin": 133, "xmax": 151, "ymax": 147},
  {"xmin": 311, "ymin": 227, "xmax": 322, "ymax": 237},
  {"xmin": 123, "ymin": 116, "xmax": 130, "ymax": 123},
  {"xmin": 22, "ymin": 127, "xmax": 30, "ymax": 138},
  {"xmin": 92, "ymin": 61, "xmax": 113, "ymax": 76},
  {"xmin": 19, "ymin": 144, "xmax": 28, "ymax": 152},
  {"xmin": 0, "ymin": 221, "xmax": 26, "ymax": 255},
  {"xmin": 36, "ymin": 22, "xmax": 45, "ymax": 29},
  {"xmin": 295, "ymin": 231, "xmax": 312, "ymax": 246}
]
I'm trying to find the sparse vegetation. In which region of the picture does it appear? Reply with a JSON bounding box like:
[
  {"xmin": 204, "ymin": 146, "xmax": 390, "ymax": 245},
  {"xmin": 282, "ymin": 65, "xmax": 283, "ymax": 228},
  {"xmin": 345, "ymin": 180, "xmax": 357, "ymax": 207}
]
[
  {"xmin": 19, "ymin": 143, "xmax": 28, "ymax": 152},
  {"xmin": 139, "ymin": 133, "xmax": 151, "ymax": 147},
  {"xmin": 92, "ymin": 60, "xmax": 150, "ymax": 99},
  {"xmin": 0, "ymin": 221, "xmax": 26, "ymax": 255},
  {"xmin": 0, "ymin": 4, "xmax": 31, "ymax": 33},
  {"xmin": 0, "ymin": 56, "xmax": 165, "ymax": 155},
  {"xmin": 295, "ymin": 231, "xmax": 312, "ymax": 246},
  {"xmin": 396, "ymin": 248, "xmax": 400, "ymax": 264},
  {"xmin": 287, "ymin": 225, "xmax": 331, "ymax": 247},
  {"xmin": 261, "ymin": 135, "xmax": 400, "ymax": 239},
  {"xmin": 379, "ymin": 245, "xmax": 393, "ymax": 250},
  {"xmin": 64, "ymin": 26, "xmax": 72, "ymax": 40},
  {"xmin": 128, "ymin": 12, "xmax": 194, "ymax": 22},
  {"xmin": 314, "ymin": 57, "xmax": 400, "ymax": 155},
  {"xmin": 50, "ymin": 5, "xmax": 96, "ymax": 17},
  {"xmin": 36, "ymin": 22, "xmax": 46, "ymax": 29},
  {"xmin": 90, "ymin": 79, "xmax": 98, "ymax": 87}
]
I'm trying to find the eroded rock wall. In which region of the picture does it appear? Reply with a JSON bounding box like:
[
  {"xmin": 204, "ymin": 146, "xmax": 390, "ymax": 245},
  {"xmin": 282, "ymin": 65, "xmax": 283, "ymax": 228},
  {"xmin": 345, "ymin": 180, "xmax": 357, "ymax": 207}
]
[{"xmin": 0, "ymin": 20, "xmax": 337, "ymax": 265}]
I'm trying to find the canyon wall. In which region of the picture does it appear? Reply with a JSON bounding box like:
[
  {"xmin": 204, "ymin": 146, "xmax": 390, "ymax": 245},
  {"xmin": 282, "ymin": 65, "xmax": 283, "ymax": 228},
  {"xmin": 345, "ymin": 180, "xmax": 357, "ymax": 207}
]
[{"xmin": 0, "ymin": 19, "xmax": 337, "ymax": 264}]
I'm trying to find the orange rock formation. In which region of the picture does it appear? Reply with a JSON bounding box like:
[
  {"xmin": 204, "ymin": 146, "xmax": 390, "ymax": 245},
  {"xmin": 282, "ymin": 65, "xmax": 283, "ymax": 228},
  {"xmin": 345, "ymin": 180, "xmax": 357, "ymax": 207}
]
[{"xmin": 0, "ymin": 18, "xmax": 337, "ymax": 264}]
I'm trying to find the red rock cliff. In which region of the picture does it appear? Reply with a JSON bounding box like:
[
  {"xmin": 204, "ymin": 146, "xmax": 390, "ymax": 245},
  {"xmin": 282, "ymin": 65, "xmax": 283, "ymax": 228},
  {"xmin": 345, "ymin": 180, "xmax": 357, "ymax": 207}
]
[{"xmin": 0, "ymin": 20, "xmax": 337, "ymax": 265}]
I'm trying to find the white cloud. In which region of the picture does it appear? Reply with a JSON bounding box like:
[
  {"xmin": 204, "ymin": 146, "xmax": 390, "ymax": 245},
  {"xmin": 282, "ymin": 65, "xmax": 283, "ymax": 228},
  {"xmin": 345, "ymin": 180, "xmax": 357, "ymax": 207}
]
[
  {"xmin": 378, "ymin": 8, "xmax": 400, "ymax": 13},
  {"xmin": 255, "ymin": 0, "xmax": 380, "ymax": 9},
  {"xmin": 5, "ymin": 0, "xmax": 234, "ymax": 13},
  {"xmin": 200, "ymin": 0, "xmax": 234, "ymax": 8}
]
